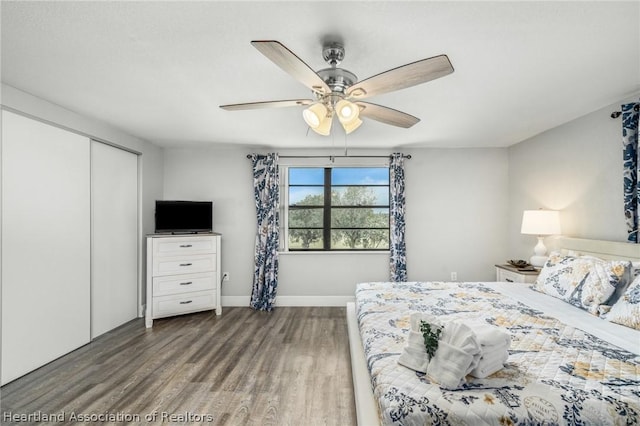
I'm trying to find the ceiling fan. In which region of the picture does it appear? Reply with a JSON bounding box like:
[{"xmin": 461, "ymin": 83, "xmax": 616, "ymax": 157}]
[{"xmin": 220, "ymin": 40, "xmax": 454, "ymax": 136}]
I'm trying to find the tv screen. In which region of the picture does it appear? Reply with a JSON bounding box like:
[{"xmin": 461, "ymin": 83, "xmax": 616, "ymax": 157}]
[{"xmin": 155, "ymin": 200, "xmax": 213, "ymax": 233}]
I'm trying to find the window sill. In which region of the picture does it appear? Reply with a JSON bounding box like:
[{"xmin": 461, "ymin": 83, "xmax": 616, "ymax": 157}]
[{"xmin": 278, "ymin": 250, "xmax": 390, "ymax": 255}]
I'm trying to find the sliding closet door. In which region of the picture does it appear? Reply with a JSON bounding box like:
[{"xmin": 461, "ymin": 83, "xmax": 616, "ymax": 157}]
[
  {"xmin": 1, "ymin": 111, "xmax": 91, "ymax": 385},
  {"xmin": 91, "ymin": 141, "xmax": 138, "ymax": 338}
]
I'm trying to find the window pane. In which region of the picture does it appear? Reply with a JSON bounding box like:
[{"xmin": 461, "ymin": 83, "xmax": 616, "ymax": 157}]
[
  {"xmin": 289, "ymin": 187, "xmax": 324, "ymax": 205},
  {"xmin": 289, "ymin": 229, "xmax": 323, "ymax": 249},
  {"xmin": 331, "ymin": 168, "xmax": 389, "ymax": 185},
  {"xmin": 331, "ymin": 207, "xmax": 389, "ymax": 228},
  {"xmin": 289, "ymin": 167, "xmax": 324, "ymax": 185},
  {"xmin": 331, "ymin": 230, "xmax": 389, "ymax": 249},
  {"xmin": 331, "ymin": 186, "xmax": 389, "ymax": 206},
  {"xmin": 289, "ymin": 208, "xmax": 323, "ymax": 228},
  {"xmin": 285, "ymin": 166, "xmax": 390, "ymax": 251}
]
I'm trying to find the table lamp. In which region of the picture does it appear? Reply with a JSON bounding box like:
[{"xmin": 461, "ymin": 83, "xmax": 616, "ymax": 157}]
[{"xmin": 521, "ymin": 209, "xmax": 561, "ymax": 268}]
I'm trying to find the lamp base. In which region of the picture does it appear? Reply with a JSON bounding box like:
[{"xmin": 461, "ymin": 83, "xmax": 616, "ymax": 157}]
[
  {"xmin": 530, "ymin": 255, "xmax": 548, "ymax": 268},
  {"xmin": 530, "ymin": 236, "xmax": 548, "ymax": 268}
]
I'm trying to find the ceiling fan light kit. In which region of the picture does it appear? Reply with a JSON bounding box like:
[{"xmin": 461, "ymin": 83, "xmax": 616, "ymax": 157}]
[
  {"xmin": 302, "ymin": 102, "xmax": 327, "ymax": 128},
  {"xmin": 220, "ymin": 40, "xmax": 454, "ymax": 136}
]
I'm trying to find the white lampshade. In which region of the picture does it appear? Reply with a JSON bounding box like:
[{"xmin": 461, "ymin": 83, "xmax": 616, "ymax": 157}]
[
  {"xmin": 312, "ymin": 113, "xmax": 333, "ymax": 136},
  {"xmin": 341, "ymin": 117, "xmax": 362, "ymax": 134},
  {"xmin": 521, "ymin": 209, "xmax": 561, "ymax": 268},
  {"xmin": 521, "ymin": 210, "xmax": 561, "ymax": 236},
  {"xmin": 303, "ymin": 103, "xmax": 328, "ymax": 129},
  {"xmin": 336, "ymin": 99, "xmax": 359, "ymax": 124}
]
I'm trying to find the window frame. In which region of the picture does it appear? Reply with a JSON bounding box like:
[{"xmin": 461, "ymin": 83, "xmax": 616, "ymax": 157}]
[{"xmin": 282, "ymin": 165, "xmax": 391, "ymax": 252}]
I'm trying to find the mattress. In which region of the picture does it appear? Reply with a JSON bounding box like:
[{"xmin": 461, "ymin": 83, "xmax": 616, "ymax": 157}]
[{"xmin": 355, "ymin": 281, "xmax": 640, "ymax": 425}]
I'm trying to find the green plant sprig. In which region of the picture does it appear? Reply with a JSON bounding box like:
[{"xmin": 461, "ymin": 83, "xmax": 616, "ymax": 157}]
[{"xmin": 419, "ymin": 320, "xmax": 443, "ymax": 358}]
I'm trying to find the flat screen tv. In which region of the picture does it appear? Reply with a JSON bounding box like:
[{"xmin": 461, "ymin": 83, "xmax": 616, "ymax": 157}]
[{"xmin": 155, "ymin": 200, "xmax": 213, "ymax": 234}]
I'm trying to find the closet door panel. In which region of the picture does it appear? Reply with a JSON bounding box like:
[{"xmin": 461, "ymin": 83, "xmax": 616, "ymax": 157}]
[
  {"xmin": 91, "ymin": 141, "xmax": 138, "ymax": 338},
  {"xmin": 1, "ymin": 111, "xmax": 91, "ymax": 385}
]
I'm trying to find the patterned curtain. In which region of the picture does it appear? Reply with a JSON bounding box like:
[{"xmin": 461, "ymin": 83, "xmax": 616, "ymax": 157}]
[
  {"xmin": 250, "ymin": 153, "xmax": 280, "ymax": 310},
  {"xmin": 623, "ymin": 101, "xmax": 640, "ymax": 243},
  {"xmin": 389, "ymin": 153, "xmax": 407, "ymax": 281}
]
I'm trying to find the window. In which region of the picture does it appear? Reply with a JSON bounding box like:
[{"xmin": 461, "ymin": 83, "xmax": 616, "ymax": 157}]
[{"xmin": 286, "ymin": 167, "xmax": 390, "ymax": 251}]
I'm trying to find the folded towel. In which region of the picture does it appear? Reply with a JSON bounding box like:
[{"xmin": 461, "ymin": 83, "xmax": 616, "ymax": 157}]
[
  {"xmin": 398, "ymin": 317, "xmax": 441, "ymax": 372},
  {"xmin": 398, "ymin": 343, "xmax": 430, "ymax": 372},
  {"xmin": 426, "ymin": 321, "xmax": 481, "ymax": 389},
  {"xmin": 474, "ymin": 323, "xmax": 511, "ymax": 348}
]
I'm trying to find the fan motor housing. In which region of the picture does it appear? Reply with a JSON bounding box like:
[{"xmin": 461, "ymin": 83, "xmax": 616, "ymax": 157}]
[{"xmin": 317, "ymin": 67, "xmax": 357, "ymax": 95}]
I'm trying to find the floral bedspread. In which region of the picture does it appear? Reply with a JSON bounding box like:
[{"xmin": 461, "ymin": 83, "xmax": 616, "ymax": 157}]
[{"xmin": 355, "ymin": 281, "xmax": 640, "ymax": 425}]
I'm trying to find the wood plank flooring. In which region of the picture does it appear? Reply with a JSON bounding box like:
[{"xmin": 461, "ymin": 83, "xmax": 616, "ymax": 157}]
[{"xmin": 1, "ymin": 307, "xmax": 357, "ymax": 425}]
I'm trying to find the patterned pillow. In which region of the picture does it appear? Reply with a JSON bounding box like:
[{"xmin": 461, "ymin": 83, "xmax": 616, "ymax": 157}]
[
  {"xmin": 603, "ymin": 274, "xmax": 640, "ymax": 330},
  {"xmin": 532, "ymin": 252, "xmax": 593, "ymax": 301},
  {"xmin": 570, "ymin": 259, "xmax": 629, "ymax": 314},
  {"xmin": 607, "ymin": 260, "xmax": 640, "ymax": 306},
  {"xmin": 533, "ymin": 252, "xmax": 629, "ymax": 314}
]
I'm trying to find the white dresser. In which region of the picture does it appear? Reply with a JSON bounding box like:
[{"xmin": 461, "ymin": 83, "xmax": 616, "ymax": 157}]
[{"xmin": 146, "ymin": 234, "xmax": 221, "ymax": 327}]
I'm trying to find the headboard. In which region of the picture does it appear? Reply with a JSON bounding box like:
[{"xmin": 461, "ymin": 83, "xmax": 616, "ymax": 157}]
[{"xmin": 550, "ymin": 236, "xmax": 640, "ymax": 262}]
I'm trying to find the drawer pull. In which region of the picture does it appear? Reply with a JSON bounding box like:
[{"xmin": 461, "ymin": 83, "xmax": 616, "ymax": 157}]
[
  {"xmin": 180, "ymin": 281, "xmax": 193, "ymax": 286},
  {"xmin": 505, "ymin": 278, "xmax": 514, "ymax": 282},
  {"xmin": 180, "ymin": 244, "xmax": 193, "ymax": 248},
  {"xmin": 180, "ymin": 300, "xmax": 193, "ymax": 305},
  {"xmin": 179, "ymin": 263, "xmax": 193, "ymax": 267}
]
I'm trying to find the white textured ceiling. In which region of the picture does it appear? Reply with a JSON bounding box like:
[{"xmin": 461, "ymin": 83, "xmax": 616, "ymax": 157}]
[{"xmin": 2, "ymin": 1, "xmax": 639, "ymax": 149}]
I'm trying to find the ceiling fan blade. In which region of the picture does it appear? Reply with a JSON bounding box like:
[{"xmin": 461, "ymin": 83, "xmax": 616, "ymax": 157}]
[
  {"xmin": 347, "ymin": 55, "xmax": 453, "ymax": 100},
  {"xmin": 356, "ymin": 102, "xmax": 420, "ymax": 128},
  {"xmin": 251, "ymin": 40, "xmax": 331, "ymax": 95},
  {"xmin": 220, "ymin": 99, "xmax": 314, "ymax": 111}
]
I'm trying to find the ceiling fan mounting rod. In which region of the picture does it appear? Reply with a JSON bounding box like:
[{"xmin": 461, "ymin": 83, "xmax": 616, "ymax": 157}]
[
  {"xmin": 322, "ymin": 43, "xmax": 345, "ymax": 67},
  {"xmin": 317, "ymin": 42, "xmax": 358, "ymax": 96}
]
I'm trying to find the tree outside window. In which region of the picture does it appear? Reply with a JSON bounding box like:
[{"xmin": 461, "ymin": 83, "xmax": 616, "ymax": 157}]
[{"xmin": 287, "ymin": 167, "xmax": 389, "ymax": 251}]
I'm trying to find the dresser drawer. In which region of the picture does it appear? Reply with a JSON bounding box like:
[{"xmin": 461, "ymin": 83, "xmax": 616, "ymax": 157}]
[
  {"xmin": 497, "ymin": 268, "xmax": 524, "ymax": 283},
  {"xmin": 153, "ymin": 236, "xmax": 216, "ymax": 257},
  {"xmin": 152, "ymin": 255, "xmax": 216, "ymax": 276},
  {"xmin": 152, "ymin": 272, "xmax": 215, "ymax": 296},
  {"xmin": 496, "ymin": 266, "xmax": 539, "ymax": 284},
  {"xmin": 152, "ymin": 290, "xmax": 216, "ymax": 317}
]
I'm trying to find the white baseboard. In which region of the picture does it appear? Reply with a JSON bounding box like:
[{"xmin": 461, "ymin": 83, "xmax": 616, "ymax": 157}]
[{"xmin": 221, "ymin": 295, "xmax": 355, "ymax": 307}]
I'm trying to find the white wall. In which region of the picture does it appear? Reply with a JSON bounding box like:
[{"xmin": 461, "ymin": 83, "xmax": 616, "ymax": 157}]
[
  {"xmin": 404, "ymin": 148, "xmax": 509, "ymax": 282},
  {"xmin": 163, "ymin": 146, "xmax": 509, "ymax": 305},
  {"xmin": 507, "ymin": 95, "xmax": 639, "ymax": 259}
]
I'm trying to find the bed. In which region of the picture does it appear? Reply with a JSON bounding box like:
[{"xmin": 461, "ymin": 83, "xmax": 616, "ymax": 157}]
[{"xmin": 347, "ymin": 237, "xmax": 640, "ymax": 425}]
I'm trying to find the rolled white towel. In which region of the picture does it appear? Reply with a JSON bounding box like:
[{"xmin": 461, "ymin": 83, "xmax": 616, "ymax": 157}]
[
  {"xmin": 474, "ymin": 323, "xmax": 511, "ymax": 348},
  {"xmin": 478, "ymin": 344, "xmax": 510, "ymax": 362},
  {"xmin": 470, "ymin": 351, "xmax": 509, "ymax": 378},
  {"xmin": 426, "ymin": 321, "xmax": 481, "ymax": 389},
  {"xmin": 469, "ymin": 340, "xmax": 509, "ymax": 378}
]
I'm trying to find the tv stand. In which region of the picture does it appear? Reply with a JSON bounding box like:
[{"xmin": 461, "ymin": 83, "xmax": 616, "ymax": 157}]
[{"xmin": 145, "ymin": 233, "xmax": 222, "ymax": 327}]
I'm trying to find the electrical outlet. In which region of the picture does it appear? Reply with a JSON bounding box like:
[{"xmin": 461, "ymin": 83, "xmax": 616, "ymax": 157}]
[
  {"xmin": 451, "ymin": 272, "xmax": 457, "ymax": 281},
  {"xmin": 222, "ymin": 272, "xmax": 230, "ymax": 282}
]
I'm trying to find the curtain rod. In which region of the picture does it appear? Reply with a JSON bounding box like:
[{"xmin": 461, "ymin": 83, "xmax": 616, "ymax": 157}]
[
  {"xmin": 611, "ymin": 103, "xmax": 640, "ymax": 118},
  {"xmin": 246, "ymin": 154, "xmax": 411, "ymax": 159}
]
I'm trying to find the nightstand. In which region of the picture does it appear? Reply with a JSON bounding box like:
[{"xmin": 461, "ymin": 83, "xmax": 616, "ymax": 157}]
[{"xmin": 495, "ymin": 264, "xmax": 540, "ymax": 284}]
